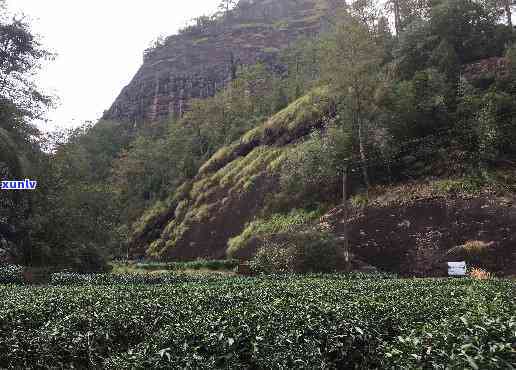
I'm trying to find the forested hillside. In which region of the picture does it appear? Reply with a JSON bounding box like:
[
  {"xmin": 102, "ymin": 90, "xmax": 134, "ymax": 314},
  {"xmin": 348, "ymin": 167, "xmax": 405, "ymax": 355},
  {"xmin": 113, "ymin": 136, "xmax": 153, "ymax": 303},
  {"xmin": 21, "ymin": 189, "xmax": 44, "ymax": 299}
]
[
  {"xmin": 129, "ymin": 0, "xmax": 516, "ymax": 275},
  {"xmin": 1, "ymin": 0, "xmax": 516, "ymax": 275}
]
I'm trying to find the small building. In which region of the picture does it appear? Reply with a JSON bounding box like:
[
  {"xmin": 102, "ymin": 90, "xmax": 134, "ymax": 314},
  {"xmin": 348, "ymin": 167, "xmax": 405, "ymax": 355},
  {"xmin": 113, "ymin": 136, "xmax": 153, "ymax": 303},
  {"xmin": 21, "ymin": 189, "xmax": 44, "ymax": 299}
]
[{"xmin": 447, "ymin": 261, "xmax": 467, "ymax": 277}]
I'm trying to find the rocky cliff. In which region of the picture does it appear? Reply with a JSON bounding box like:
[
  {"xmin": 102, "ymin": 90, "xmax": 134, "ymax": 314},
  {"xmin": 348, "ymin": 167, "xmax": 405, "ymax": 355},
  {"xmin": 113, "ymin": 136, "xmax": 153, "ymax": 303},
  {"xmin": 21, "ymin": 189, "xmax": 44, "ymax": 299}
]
[{"xmin": 104, "ymin": 0, "xmax": 339, "ymax": 123}]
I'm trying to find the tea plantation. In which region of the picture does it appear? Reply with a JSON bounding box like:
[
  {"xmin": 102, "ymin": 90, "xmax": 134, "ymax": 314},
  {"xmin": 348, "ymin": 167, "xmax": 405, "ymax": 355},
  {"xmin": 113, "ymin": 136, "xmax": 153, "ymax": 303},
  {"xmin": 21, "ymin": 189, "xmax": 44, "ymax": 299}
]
[{"xmin": 0, "ymin": 276, "xmax": 514, "ymax": 369}]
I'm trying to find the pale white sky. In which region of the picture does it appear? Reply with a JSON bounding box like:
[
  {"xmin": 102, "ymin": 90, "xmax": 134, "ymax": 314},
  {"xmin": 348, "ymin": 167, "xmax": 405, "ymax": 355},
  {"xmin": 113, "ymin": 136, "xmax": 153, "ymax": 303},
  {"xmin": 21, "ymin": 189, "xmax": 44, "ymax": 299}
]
[{"xmin": 8, "ymin": 0, "xmax": 220, "ymax": 132}]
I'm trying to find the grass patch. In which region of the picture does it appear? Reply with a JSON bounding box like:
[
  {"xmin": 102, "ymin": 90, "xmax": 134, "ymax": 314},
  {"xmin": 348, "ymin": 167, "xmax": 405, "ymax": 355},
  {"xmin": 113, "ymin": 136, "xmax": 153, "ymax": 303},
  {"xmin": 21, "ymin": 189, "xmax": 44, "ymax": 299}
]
[
  {"xmin": 433, "ymin": 177, "xmax": 484, "ymax": 195},
  {"xmin": 227, "ymin": 208, "xmax": 324, "ymax": 257},
  {"xmin": 364, "ymin": 172, "xmax": 516, "ymax": 208},
  {"xmin": 199, "ymin": 86, "xmax": 333, "ymax": 176}
]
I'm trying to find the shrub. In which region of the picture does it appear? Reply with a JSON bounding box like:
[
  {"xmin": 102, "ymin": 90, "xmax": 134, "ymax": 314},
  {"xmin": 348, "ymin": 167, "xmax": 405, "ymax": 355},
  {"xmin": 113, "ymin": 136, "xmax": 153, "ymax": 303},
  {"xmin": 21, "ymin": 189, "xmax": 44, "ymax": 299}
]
[
  {"xmin": 227, "ymin": 209, "xmax": 323, "ymax": 258},
  {"xmin": 174, "ymin": 259, "xmax": 238, "ymax": 271},
  {"xmin": 250, "ymin": 232, "xmax": 344, "ymax": 274},
  {"xmin": 447, "ymin": 240, "xmax": 492, "ymax": 266},
  {"xmin": 70, "ymin": 244, "xmax": 112, "ymax": 273},
  {"xmin": 468, "ymin": 267, "xmax": 493, "ymax": 280},
  {"xmin": 277, "ymin": 126, "xmax": 352, "ymax": 208},
  {"xmin": 250, "ymin": 240, "xmax": 299, "ymax": 273},
  {"xmin": 0, "ymin": 265, "xmax": 24, "ymax": 284},
  {"xmin": 433, "ymin": 178, "xmax": 484, "ymax": 195}
]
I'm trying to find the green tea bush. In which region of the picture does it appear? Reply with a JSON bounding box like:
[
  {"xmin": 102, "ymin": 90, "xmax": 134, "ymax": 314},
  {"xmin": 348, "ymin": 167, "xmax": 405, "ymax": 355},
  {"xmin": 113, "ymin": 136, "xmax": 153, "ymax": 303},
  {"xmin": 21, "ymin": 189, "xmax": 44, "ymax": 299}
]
[
  {"xmin": 0, "ymin": 277, "xmax": 513, "ymax": 368},
  {"xmin": 305, "ymin": 271, "xmax": 398, "ymax": 280},
  {"xmin": 383, "ymin": 297, "xmax": 516, "ymax": 369},
  {"xmin": 134, "ymin": 259, "xmax": 239, "ymax": 271},
  {"xmin": 0, "ymin": 265, "xmax": 24, "ymax": 284},
  {"xmin": 50, "ymin": 272, "xmax": 226, "ymax": 286}
]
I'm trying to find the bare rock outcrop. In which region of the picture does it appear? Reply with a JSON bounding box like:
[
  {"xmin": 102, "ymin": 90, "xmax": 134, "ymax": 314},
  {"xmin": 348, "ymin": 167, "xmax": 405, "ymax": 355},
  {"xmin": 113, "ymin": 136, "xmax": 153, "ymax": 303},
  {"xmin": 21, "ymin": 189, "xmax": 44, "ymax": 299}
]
[{"xmin": 104, "ymin": 0, "xmax": 338, "ymax": 123}]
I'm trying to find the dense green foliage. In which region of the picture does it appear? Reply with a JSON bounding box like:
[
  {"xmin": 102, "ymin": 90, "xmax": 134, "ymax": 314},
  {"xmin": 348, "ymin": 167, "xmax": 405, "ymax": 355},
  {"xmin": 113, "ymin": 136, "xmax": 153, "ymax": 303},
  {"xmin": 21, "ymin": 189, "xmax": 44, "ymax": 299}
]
[
  {"xmin": 49, "ymin": 272, "xmax": 228, "ymax": 286},
  {"xmin": 114, "ymin": 259, "xmax": 239, "ymax": 272},
  {"xmin": 276, "ymin": 127, "xmax": 351, "ymax": 208},
  {"xmin": 0, "ymin": 2, "xmax": 53, "ymax": 265},
  {"xmin": 227, "ymin": 209, "xmax": 324, "ymax": 257},
  {"xmin": 0, "ymin": 276, "xmax": 513, "ymax": 368},
  {"xmin": 0, "ymin": 1, "xmax": 124, "ymax": 271},
  {"xmin": 0, "ymin": 264, "xmax": 23, "ymax": 284},
  {"xmin": 250, "ymin": 232, "xmax": 344, "ymax": 273},
  {"xmin": 3, "ymin": 0, "xmax": 516, "ymax": 269},
  {"xmin": 25, "ymin": 122, "xmax": 131, "ymax": 271}
]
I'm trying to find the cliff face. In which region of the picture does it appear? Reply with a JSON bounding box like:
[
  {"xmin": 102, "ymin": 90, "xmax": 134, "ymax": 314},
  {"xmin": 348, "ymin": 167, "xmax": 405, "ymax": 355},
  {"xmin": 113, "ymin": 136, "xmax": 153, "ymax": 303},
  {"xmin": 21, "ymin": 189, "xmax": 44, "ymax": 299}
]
[{"xmin": 104, "ymin": 0, "xmax": 338, "ymax": 123}]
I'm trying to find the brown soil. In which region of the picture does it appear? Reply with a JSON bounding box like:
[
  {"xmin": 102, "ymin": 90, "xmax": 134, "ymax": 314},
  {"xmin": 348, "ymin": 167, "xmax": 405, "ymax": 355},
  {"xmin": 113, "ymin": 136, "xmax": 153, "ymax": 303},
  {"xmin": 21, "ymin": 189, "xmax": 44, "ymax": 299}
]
[
  {"xmin": 166, "ymin": 174, "xmax": 278, "ymax": 260},
  {"xmin": 322, "ymin": 195, "xmax": 516, "ymax": 277}
]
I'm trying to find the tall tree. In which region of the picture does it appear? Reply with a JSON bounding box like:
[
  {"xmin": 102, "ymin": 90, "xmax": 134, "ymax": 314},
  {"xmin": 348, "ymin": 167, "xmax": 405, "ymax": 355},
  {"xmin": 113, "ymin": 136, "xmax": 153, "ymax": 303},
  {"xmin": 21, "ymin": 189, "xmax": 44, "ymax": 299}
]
[
  {"xmin": 322, "ymin": 13, "xmax": 383, "ymax": 193},
  {"xmin": 0, "ymin": 14, "xmax": 53, "ymax": 119},
  {"xmin": 393, "ymin": 0, "xmax": 401, "ymax": 36},
  {"xmin": 218, "ymin": 0, "xmax": 236, "ymax": 14},
  {"xmin": 503, "ymin": 0, "xmax": 513, "ymax": 29},
  {"xmin": 0, "ymin": 2, "xmax": 52, "ymax": 259}
]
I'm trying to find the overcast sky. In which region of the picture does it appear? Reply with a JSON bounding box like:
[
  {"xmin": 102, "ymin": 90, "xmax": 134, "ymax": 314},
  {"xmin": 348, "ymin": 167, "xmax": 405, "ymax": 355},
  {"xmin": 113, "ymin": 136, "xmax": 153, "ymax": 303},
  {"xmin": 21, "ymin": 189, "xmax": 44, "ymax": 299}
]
[{"xmin": 8, "ymin": 0, "xmax": 220, "ymax": 132}]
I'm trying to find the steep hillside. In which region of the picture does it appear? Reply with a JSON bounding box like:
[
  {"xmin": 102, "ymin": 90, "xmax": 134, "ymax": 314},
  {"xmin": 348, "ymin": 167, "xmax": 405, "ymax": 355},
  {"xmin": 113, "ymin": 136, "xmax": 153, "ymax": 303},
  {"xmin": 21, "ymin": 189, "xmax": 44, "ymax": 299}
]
[
  {"xmin": 122, "ymin": 0, "xmax": 516, "ymax": 274},
  {"xmin": 130, "ymin": 81, "xmax": 516, "ymax": 272},
  {"xmin": 320, "ymin": 178, "xmax": 516, "ymax": 277},
  {"xmin": 104, "ymin": 0, "xmax": 337, "ymax": 123},
  {"xmin": 130, "ymin": 86, "xmax": 336, "ymax": 259}
]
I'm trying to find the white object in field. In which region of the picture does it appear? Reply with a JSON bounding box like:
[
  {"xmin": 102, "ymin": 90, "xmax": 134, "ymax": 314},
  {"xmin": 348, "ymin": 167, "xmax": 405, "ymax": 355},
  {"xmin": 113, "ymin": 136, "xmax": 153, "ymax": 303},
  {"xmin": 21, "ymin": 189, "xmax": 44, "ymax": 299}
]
[{"xmin": 448, "ymin": 261, "xmax": 467, "ymax": 276}]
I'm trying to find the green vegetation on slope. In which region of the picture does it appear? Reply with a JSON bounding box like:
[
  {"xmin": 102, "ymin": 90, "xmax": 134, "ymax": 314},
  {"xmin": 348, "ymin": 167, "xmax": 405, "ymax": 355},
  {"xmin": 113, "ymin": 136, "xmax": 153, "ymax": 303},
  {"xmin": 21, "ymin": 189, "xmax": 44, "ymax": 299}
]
[
  {"xmin": 4, "ymin": 0, "xmax": 516, "ymax": 272},
  {"xmin": 132, "ymin": 86, "xmax": 336, "ymax": 259},
  {"xmin": 145, "ymin": 145, "xmax": 286, "ymax": 258},
  {"xmin": 131, "ymin": 0, "xmax": 516, "ymax": 262},
  {"xmin": 198, "ymin": 86, "xmax": 333, "ymax": 176},
  {"xmin": 0, "ymin": 276, "xmax": 514, "ymax": 368},
  {"xmin": 227, "ymin": 208, "xmax": 323, "ymax": 257}
]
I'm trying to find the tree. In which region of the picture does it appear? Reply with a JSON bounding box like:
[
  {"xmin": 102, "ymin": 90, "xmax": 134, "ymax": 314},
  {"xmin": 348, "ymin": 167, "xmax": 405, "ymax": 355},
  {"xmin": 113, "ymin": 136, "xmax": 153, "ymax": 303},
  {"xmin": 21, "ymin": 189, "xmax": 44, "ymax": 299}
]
[
  {"xmin": 393, "ymin": 0, "xmax": 510, "ymax": 81},
  {"xmin": 385, "ymin": 0, "xmax": 432, "ymax": 35},
  {"xmin": 279, "ymin": 127, "xmax": 352, "ymax": 210},
  {"xmin": 497, "ymin": 0, "xmax": 514, "ymax": 29},
  {"xmin": 280, "ymin": 37, "xmax": 321, "ymax": 100},
  {"xmin": 349, "ymin": 0, "xmax": 381, "ymax": 29},
  {"xmin": 506, "ymin": 0, "xmax": 513, "ymax": 29},
  {"xmin": 0, "ymin": 123, "xmax": 27, "ymax": 181},
  {"xmin": 322, "ymin": 14, "xmax": 383, "ymax": 193},
  {"xmin": 392, "ymin": 0, "xmax": 402, "ymax": 36},
  {"xmin": 23, "ymin": 123, "xmax": 130, "ymax": 271},
  {"xmin": 218, "ymin": 0, "xmax": 236, "ymax": 14},
  {"xmin": 0, "ymin": 3, "xmax": 53, "ymax": 261},
  {"xmin": 0, "ymin": 14, "xmax": 53, "ymax": 119},
  {"xmin": 0, "ymin": 6, "xmax": 51, "ymax": 188}
]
